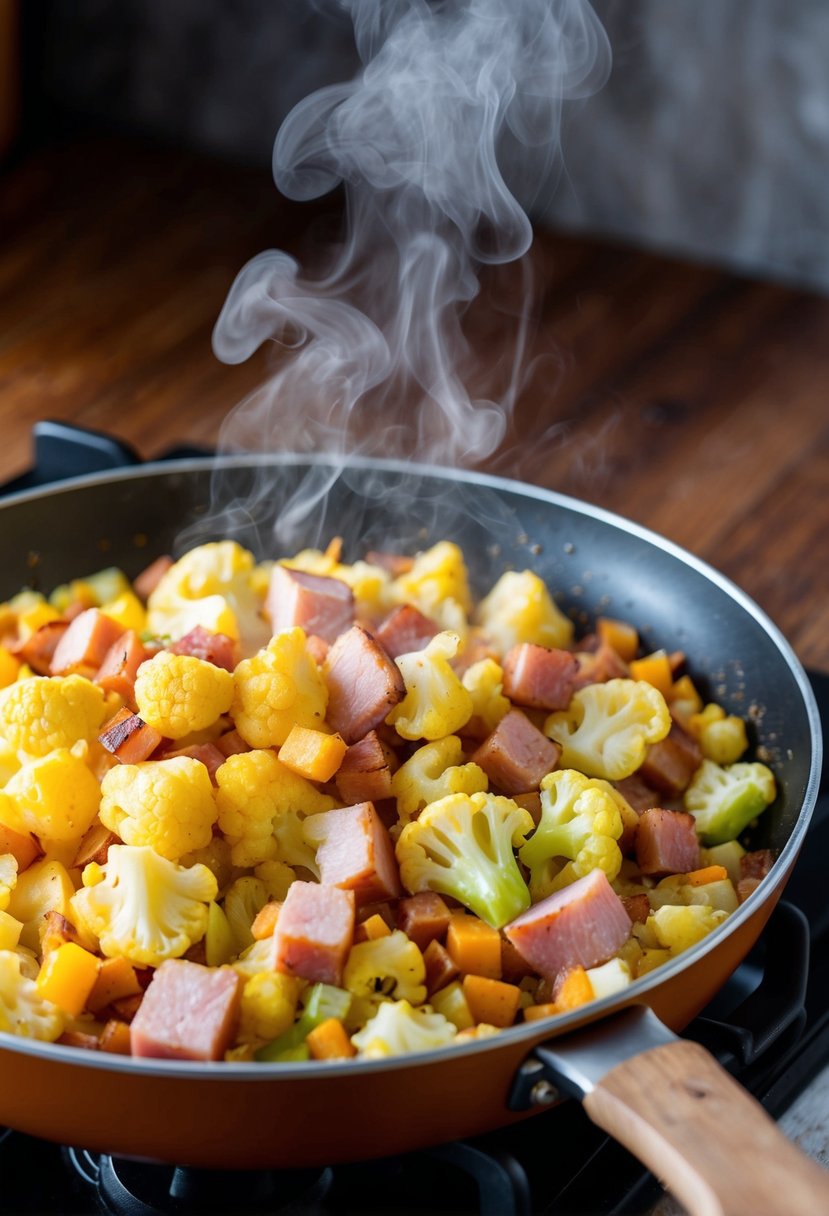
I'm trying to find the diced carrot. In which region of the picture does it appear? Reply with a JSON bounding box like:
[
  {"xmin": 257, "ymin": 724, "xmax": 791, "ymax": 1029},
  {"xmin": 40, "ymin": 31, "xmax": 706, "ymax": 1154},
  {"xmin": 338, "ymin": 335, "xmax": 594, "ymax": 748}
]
[
  {"xmin": 423, "ymin": 939, "xmax": 459, "ymax": 995},
  {"xmin": 57, "ymin": 1030, "xmax": 100, "ymax": 1051},
  {"xmin": 445, "ymin": 914, "xmax": 502, "ymax": 980},
  {"xmin": 461, "ymin": 974, "xmax": 521, "ymax": 1028},
  {"xmin": 553, "ymin": 966, "xmax": 594, "ymax": 1012},
  {"xmin": 596, "ymin": 617, "xmax": 639, "ymax": 662},
  {"xmin": 522, "ymin": 1002, "xmax": 559, "ymax": 1023},
  {"xmin": 354, "ymin": 913, "xmax": 392, "ymax": 943},
  {"xmin": 685, "ymin": 864, "xmax": 729, "ymax": 887},
  {"xmin": 628, "ymin": 650, "xmax": 673, "ymax": 697},
  {"xmin": 0, "ymin": 822, "xmax": 40, "ymax": 872},
  {"xmin": 35, "ymin": 942, "xmax": 101, "ymax": 1017},
  {"xmin": 306, "ymin": 1017, "xmax": 357, "ymax": 1060},
  {"xmin": 668, "ymin": 673, "xmax": 703, "ymax": 712},
  {"xmin": 99, "ymin": 1019, "xmax": 132, "ymax": 1055},
  {"xmin": 278, "ymin": 726, "xmax": 347, "ymax": 783},
  {"xmin": 251, "ymin": 901, "xmax": 282, "ymax": 940},
  {"xmin": 87, "ymin": 956, "xmax": 142, "ymax": 1014}
]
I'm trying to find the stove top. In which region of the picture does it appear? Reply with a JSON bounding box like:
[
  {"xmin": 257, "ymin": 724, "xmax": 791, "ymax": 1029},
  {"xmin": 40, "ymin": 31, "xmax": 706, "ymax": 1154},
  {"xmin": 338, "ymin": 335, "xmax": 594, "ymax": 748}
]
[{"xmin": 1, "ymin": 422, "xmax": 827, "ymax": 1216}]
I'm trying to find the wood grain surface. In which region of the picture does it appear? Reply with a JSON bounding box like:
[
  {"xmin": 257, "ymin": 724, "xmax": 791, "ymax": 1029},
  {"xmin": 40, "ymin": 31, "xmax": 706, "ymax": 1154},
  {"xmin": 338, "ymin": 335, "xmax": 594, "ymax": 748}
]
[{"xmin": 1, "ymin": 137, "xmax": 827, "ymax": 670}]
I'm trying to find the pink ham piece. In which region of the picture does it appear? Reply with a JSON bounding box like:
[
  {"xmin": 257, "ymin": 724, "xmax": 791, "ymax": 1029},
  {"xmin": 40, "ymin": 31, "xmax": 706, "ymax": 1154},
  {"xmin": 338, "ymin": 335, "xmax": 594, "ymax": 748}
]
[
  {"xmin": 155, "ymin": 742, "xmax": 226, "ymax": 783},
  {"xmin": 636, "ymin": 807, "xmax": 700, "ymax": 877},
  {"xmin": 272, "ymin": 881, "xmax": 356, "ymax": 985},
  {"xmin": 471, "ymin": 709, "xmax": 560, "ymax": 795},
  {"xmin": 130, "ymin": 959, "xmax": 242, "ymax": 1061},
  {"xmin": 215, "ymin": 729, "xmax": 252, "ymax": 758},
  {"xmin": 132, "ymin": 555, "xmax": 173, "ymax": 603},
  {"xmin": 375, "ymin": 604, "xmax": 440, "ymax": 660},
  {"xmin": 309, "ymin": 802, "xmax": 402, "ymax": 904},
  {"xmin": 267, "ymin": 566, "xmax": 354, "ymax": 644},
  {"xmin": 14, "ymin": 620, "xmax": 69, "ymax": 675},
  {"xmin": 169, "ymin": 626, "xmax": 238, "ymax": 672},
  {"xmin": 396, "ymin": 892, "xmax": 451, "ymax": 951},
  {"xmin": 501, "ymin": 643, "xmax": 578, "ymax": 711},
  {"xmin": 324, "ymin": 625, "xmax": 405, "ymax": 744},
  {"xmin": 572, "ymin": 640, "xmax": 629, "ymax": 690},
  {"xmin": 51, "ymin": 608, "xmax": 125, "ymax": 678},
  {"xmin": 334, "ymin": 730, "xmax": 394, "ymax": 804},
  {"xmin": 638, "ymin": 723, "xmax": 702, "ymax": 798},
  {"xmin": 94, "ymin": 629, "xmax": 149, "ymax": 705},
  {"xmin": 505, "ymin": 870, "xmax": 632, "ymax": 980}
]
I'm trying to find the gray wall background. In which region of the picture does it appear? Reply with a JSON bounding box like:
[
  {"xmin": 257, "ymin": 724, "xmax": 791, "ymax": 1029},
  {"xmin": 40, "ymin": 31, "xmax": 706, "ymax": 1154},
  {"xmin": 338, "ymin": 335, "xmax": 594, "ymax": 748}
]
[{"xmin": 38, "ymin": 0, "xmax": 829, "ymax": 293}]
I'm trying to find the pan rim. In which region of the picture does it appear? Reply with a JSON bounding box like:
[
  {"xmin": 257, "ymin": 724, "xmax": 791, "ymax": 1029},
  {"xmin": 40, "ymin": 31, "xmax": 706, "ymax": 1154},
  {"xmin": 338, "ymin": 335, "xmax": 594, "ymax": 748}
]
[{"xmin": 0, "ymin": 453, "xmax": 821, "ymax": 1080}]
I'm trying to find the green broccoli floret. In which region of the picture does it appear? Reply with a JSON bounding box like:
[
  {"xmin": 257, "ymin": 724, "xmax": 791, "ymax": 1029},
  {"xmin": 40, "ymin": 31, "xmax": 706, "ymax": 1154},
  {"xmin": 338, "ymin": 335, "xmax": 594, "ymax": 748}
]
[
  {"xmin": 684, "ymin": 759, "xmax": 776, "ymax": 845},
  {"xmin": 519, "ymin": 768, "xmax": 623, "ymax": 899},
  {"xmin": 395, "ymin": 792, "xmax": 533, "ymax": 929}
]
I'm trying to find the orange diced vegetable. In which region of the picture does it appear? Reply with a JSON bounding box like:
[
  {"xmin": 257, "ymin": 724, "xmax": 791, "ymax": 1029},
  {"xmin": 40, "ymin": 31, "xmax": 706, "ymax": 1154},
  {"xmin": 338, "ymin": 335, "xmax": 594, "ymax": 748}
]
[
  {"xmin": 554, "ymin": 966, "xmax": 594, "ymax": 1012},
  {"xmin": 57, "ymin": 1029, "xmax": 100, "ymax": 1051},
  {"xmin": 445, "ymin": 914, "xmax": 501, "ymax": 980},
  {"xmin": 685, "ymin": 864, "xmax": 729, "ymax": 887},
  {"xmin": 306, "ymin": 1017, "xmax": 356, "ymax": 1060},
  {"xmin": 0, "ymin": 822, "xmax": 40, "ymax": 872},
  {"xmin": 0, "ymin": 644, "xmax": 20, "ymax": 687},
  {"xmin": 628, "ymin": 650, "xmax": 673, "ymax": 696},
  {"xmin": 461, "ymin": 974, "xmax": 521, "ymax": 1028},
  {"xmin": 99, "ymin": 1019, "xmax": 132, "ymax": 1055},
  {"xmin": 354, "ymin": 913, "xmax": 392, "ymax": 943},
  {"xmin": 35, "ymin": 942, "xmax": 101, "ymax": 1017},
  {"xmin": 251, "ymin": 901, "xmax": 282, "ymax": 940},
  {"xmin": 39, "ymin": 911, "xmax": 88, "ymax": 957},
  {"xmin": 522, "ymin": 1002, "xmax": 559, "ymax": 1023},
  {"xmin": 72, "ymin": 822, "xmax": 119, "ymax": 869},
  {"xmin": 596, "ymin": 617, "xmax": 639, "ymax": 662},
  {"xmin": 111, "ymin": 994, "xmax": 143, "ymax": 1023},
  {"xmin": 87, "ymin": 956, "xmax": 142, "ymax": 1014},
  {"xmin": 279, "ymin": 726, "xmax": 347, "ymax": 783},
  {"xmin": 423, "ymin": 939, "xmax": 459, "ymax": 995}
]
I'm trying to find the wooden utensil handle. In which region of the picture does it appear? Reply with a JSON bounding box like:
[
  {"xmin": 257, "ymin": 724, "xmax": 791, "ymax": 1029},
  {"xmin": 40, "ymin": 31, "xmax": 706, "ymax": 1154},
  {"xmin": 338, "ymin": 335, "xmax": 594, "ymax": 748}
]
[{"xmin": 584, "ymin": 1037, "xmax": 829, "ymax": 1216}]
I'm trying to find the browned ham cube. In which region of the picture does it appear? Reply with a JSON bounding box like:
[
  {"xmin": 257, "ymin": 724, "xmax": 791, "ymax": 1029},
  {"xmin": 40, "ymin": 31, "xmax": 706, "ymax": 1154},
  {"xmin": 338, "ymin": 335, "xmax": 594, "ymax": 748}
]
[
  {"xmin": 636, "ymin": 808, "xmax": 700, "ymax": 877},
  {"xmin": 51, "ymin": 608, "xmax": 125, "ymax": 678},
  {"xmin": 501, "ymin": 644, "xmax": 578, "ymax": 711},
  {"xmin": 471, "ymin": 709, "xmax": 560, "ymax": 795},
  {"xmin": 309, "ymin": 802, "xmax": 402, "ymax": 904},
  {"xmin": 375, "ymin": 604, "xmax": 440, "ymax": 660},
  {"xmin": 334, "ymin": 731, "xmax": 394, "ymax": 804},
  {"xmin": 267, "ymin": 566, "xmax": 354, "ymax": 644},
  {"xmin": 272, "ymin": 881, "xmax": 356, "ymax": 986},
  {"xmin": 324, "ymin": 625, "xmax": 405, "ymax": 744}
]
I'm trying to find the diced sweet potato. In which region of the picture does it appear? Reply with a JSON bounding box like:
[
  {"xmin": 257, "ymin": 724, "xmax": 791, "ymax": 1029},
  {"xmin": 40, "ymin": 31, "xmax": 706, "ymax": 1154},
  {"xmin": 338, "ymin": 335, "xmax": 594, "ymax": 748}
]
[
  {"xmin": 445, "ymin": 914, "xmax": 502, "ymax": 980},
  {"xmin": 99, "ymin": 1019, "xmax": 132, "ymax": 1055},
  {"xmin": 461, "ymin": 974, "xmax": 521, "ymax": 1027},
  {"xmin": 87, "ymin": 956, "xmax": 142, "ymax": 1015}
]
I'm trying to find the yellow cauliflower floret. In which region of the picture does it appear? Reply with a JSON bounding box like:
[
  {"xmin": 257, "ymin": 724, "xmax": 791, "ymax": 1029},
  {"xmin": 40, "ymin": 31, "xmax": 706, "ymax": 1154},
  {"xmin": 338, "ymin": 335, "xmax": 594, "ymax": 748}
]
[
  {"xmin": 238, "ymin": 971, "xmax": 303, "ymax": 1044},
  {"xmin": 387, "ymin": 632, "xmax": 473, "ymax": 741},
  {"xmin": 179, "ymin": 835, "xmax": 235, "ymax": 893},
  {"xmin": 222, "ymin": 875, "xmax": 270, "ymax": 953},
  {"xmin": 476, "ymin": 569, "xmax": 573, "ymax": 654},
  {"xmin": 254, "ymin": 859, "xmax": 298, "ymax": 901},
  {"xmin": 216, "ymin": 749, "xmax": 334, "ymax": 869},
  {"xmin": 232, "ymin": 628, "xmax": 329, "ymax": 749},
  {"xmin": 1, "ymin": 749, "xmax": 101, "ymax": 844},
  {"xmin": 0, "ymin": 853, "xmax": 17, "ymax": 912},
  {"xmin": 391, "ymin": 736, "xmax": 488, "ymax": 826},
  {"xmin": 689, "ymin": 703, "xmax": 749, "ymax": 766},
  {"xmin": 545, "ymin": 678, "xmax": 671, "ymax": 780},
  {"xmin": 350, "ymin": 998, "xmax": 456, "ymax": 1058},
  {"xmin": 462, "ymin": 658, "xmax": 511, "ymax": 734},
  {"xmin": 99, "ymin": 757, "xmax": 217, "ymax": 861},
  {"xmin": 391, "ymin": 541, "xmax": 472, "ymax": 635},
  {"xmin": 134, "ymin": 650, "xmax": 234, "ymax": 740},
  {"xmin": 0, "ymin": 675, "xmax": 107, "ymax": 758},
  {"xmin": 0, "ymin": 949, "xmax": 66, "ymax": 1041},
  {"xmin": 71, "ymin": 845, "xmax": 217, "ymax": 967},
  {"xmin": 519, "ymin": 768, "xmax": 623, "ymax": 899},
  {"xmin": 101, "ymin": 590, "xmax": 146, "ymax": 634},
  {"xmin": 344, "ymin": 931, "xmax": 428, "ymax": 1005},
  {"xmin": 648, "ymin": 904, "xmax": 728, "ymax": 954}
]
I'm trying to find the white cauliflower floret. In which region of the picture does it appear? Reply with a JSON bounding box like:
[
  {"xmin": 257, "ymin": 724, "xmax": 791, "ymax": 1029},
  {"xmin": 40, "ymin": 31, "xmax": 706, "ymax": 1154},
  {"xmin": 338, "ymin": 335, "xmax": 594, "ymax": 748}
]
[
  {"xmin": 476, "ymin": 569, "xmax": 573, "ymax": 654},
  {"xmin": 545, "ymin": 678, "xmax": 671, "ymax": 780},
  {"xmin": 386, "ymin": 632, "xmax": 473, "ymax": 741},
  {"xmin": 462, "ymin": 658, "xmax": 511, "ymax": 735},
  {"xmin": 70, "ymin": 845, "xmax": 217, "ymax": 967},
  {"xmin": 391, "ymin": 736, "xmax": 488, "ymax": 826},
  {"xmin": 0, "ymin": 949, "xmax": 65, "ymax": 1041},
  {"xmin": 351, "ymin": 998, "xmax": 457, "ymax": 1058},
  {"xmin": 343, "ymin": 931, "xmax": 427, "ymax": 1005}
]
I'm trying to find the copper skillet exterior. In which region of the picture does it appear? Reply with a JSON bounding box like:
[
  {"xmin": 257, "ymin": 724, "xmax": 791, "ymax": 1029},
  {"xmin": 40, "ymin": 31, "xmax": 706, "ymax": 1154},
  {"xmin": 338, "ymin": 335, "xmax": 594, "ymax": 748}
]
[{"xmin": 0, "ymin": 456, "xmax": 821, "ymax": 1169}]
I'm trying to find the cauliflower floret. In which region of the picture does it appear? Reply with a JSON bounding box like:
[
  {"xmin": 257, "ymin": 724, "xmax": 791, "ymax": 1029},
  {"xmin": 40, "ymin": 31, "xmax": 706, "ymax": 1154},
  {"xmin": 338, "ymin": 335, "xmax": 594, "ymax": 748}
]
[
  {"xmin": 519, "ymin": 768, "xmax": 623, "ymax": 899},
  {"xmin": 545, "ymin": 678, "xmax": 671, "ymax": 780},
  {"xmin": 350, "ymin": 998, "xmax": 457, "ymax": 1058},
  {"xmin": 147, "ymin": 541, "xmax": 270, "ymax": 655},
  {"xmin": 684, "ymin": 759, "xmax": 776, "ymax": 845},
  {"xmin": 386, "ymin": 632, "xmax": 473, "ymax": 742},
  {"xmin": 0, "ymin": 950, "xmax": 66, "ymax": 1041},
  {"xmin": 134, "ymin": 651, "xmax": 234, "ymax": 740},
  {"xmin": 231, "ymin": 936, "xmax": 276, "ymax": 980},
  {"xmin": 2, "ymin": 749, "xmax": 101, "ymax": 844},
  {"xmin": 0, "ymin": 675, "xmax": 107, "ymax": 758},
  {"xmin": 391, "ymin": 736, "xmax": 488, "ymax": 826},
  {"xmin": 0, "ymin": 854, "xmax": 17, "ymax": 912},
  {"xmin": 99, "ymin": 757, "xmax": 217, "ymax": 861},
  {"xmin": 462, "ymin": 658, "xmax": 511, "ymax": 735},
  {"xmin": 391, "ymin": 542, "xmax": 472, "ymax": 635},
  {"xmin": 253, "ymin": 859, "xmax": 298, "ymax": 901},
  {"xmin": 216, "ymin": 749, "xmax": 334, "ymax": 869},
  {"xmin": 343, "ymin": 931, "xmax": 427, "ymax": 1005},
  {"xmin": 689, "ymin": 704, "xmax": 749, "ymax": 766},
  {"xmin": 476, "ymin": 569, "xmax": 573, "ymax": 654},
  {"xmin": 238, "ymin": 971, "xmax": 303, "ymax": 1044},
  {"xmin": 70, "ymin": 845, "xmax": 217, "ymax": 967},
  {"xmin": 222, "ymin": 876, "xmax": 270, "ymax": 952},
  {"xmin": 396, "ymin": 791, "xmax": 533, "ymax": 929},
  {"xmin": 232, "ymin": 628, "xmax": 329, "ymax": 749},
  {"xmin": 179, "ymin": 835, "xmax": 235, "ymax": 893},
  {"xmin": 648, "ymin": 904, "xmax": 728, "ymax": 954}
]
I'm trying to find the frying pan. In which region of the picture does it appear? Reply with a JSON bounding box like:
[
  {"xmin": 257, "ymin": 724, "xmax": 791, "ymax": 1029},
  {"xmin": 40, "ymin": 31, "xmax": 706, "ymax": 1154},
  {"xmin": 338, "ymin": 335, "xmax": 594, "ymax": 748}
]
[{"xmin": 0, "ymin": 454, "xmax": 825, "ymax": 1216}]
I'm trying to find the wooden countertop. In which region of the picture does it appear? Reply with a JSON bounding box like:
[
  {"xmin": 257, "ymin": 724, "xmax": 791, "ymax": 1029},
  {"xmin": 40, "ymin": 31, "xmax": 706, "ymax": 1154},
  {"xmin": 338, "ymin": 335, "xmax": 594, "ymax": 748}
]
[{"xmin": 1, "ymin": 137, "xmax": 827, "ymax": 672}]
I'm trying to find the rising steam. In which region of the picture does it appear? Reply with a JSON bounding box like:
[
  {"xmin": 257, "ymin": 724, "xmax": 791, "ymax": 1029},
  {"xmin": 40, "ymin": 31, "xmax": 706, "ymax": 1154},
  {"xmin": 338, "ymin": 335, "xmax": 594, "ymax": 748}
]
[{"xmin": 206, "ymin": 0, "xmax": 610, "ymax": 551}]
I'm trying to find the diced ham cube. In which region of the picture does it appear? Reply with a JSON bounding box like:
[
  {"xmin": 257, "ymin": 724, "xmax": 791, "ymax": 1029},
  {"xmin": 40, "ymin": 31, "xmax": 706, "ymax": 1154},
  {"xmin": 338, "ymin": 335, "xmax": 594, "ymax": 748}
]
[
  {"xmin": 363, "ymin": 551, "xmax": 414, "ymax": 577},
  {"xmin": 305, "ymin": 634, "xmax": 330, "ymax": 665},
  {"xmin": 613, "ymin": 773, "xmax": 661, "ymax": 814},
  {"xmin": 396, "ymin": 892, "xmax": 451, "ymax": 951},
  {"xmin": 130, "ymin": 959, "xmax": 242, "ymax": 1061},
  {"xmin": 215, "ymin": 729, "xmax": 251, "ymax": 758},
  {"xmin": 267, "ymin": 566, "xmax": 354, "ymax": 645},
  {"xmin": 636, "ymin": 808, "xmax": 700, "ymax": 877},
  {"xmin": 739, "ymin": 849, "xmax": 774, "ymax": 881},
  {"xmin": 157, "ymin": 742, "xmax": 226, "ymax": 783},
  {"xmin": 572, "ymin": 640, "xmax": 629, "ymax": 690},
  {"xmin": 133, "ymin": 555, "xmax": 173, "ymax": 603},
  {"xmin": 99, "ymin": 708, "xmax": 163, "ymax": 764},
  {"xmin": 51, "ymin": 608, "xmax": 125, "ymax": 678},
  {"xmin": 737, "ymin": 876, "xmax": 763, "ymax": 904},
  {"xmin": 502, "ymin": 644, "xmax": 578, "ymax": 711},
  {"xmin": 94, "ymin": 630, "xmax": 149, "ymax": 705},
  {"xmin": 505, "ymin": 870, "xmax": 632, "ymax": 980},
  {"xmin": 57, "ymin": 1030, "xmax": 100, "ymax": 1051},
  {"xmin": 638, "ymin": 723, "xmax": 702, "ymax": 797},
  {"xmin": 471, "ymin": 709, "xmax": 560, "ymax": 795},
  {"xmin": 334, "ymin": 731, "xmax": 394, "ymax": 804},
  {"xmin": 324, "ymin": 625, "xmax": 405, "ymax": 745},
  {"xmin": 272, "ymin": 881, "xmax": 356, "ymax": 986},
  {"xmin": 423, "ymin": 940, "xmax": 459, "ymax": 994},
  {"xmin": 375, "ymin": 604, "xmax": 440, "ymax": 660},
  {"xmin": 621, "ymin": 893, "xmax": 652, "ymax": 924},
  {"xmin": 169, "ymin": 626, "xmax": 238, "ymax": 672},
  {"xmin": 16, "ymin": 620, "xmax": 69, "ymax": 675},
  {"xmin": 309, "ymin": 802, "xmax": 402, "ymax": 904}
]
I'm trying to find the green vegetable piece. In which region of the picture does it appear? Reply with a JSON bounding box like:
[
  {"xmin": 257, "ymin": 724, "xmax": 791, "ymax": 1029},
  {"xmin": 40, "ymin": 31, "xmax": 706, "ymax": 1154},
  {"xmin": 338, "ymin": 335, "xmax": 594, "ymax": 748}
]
[
  {"xmin": 685, "ymin": 760, "xmax": 777, "ymax": 846},
  {"xmin": 255, "ymin": 984, "xmax": 351, "ymax": 1062},
  {"xmin": 204, "ymin": 900, "xmax": 236, "ymax": 968},
  {"xmin": 302, "ymin": 982, "xmax": 352, "ymax": 1024}
]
